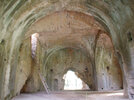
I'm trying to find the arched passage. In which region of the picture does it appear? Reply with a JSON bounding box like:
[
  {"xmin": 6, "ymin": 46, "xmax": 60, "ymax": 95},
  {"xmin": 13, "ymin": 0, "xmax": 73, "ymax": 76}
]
[
  {"xmin": 13, "ymin": 11, "xmax": 124, "ymax": 98},
  {"xmin": 44, "ymin": 47, "xmax": 94, "ymax": 91},
  {"xmin": 0, "ymin": 0, "xmax": 133, "ymax": 98}
]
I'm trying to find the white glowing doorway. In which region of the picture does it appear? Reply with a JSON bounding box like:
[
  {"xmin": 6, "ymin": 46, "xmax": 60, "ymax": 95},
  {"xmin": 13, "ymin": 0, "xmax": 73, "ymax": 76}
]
[{"xmin": 63, "ymin": 70, "xmax": 89, "ymax": 90}]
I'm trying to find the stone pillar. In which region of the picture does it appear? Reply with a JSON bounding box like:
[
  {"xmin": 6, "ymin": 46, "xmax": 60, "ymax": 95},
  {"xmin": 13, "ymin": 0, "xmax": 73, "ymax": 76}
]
[
  {"xmin": 123, "ymin": 54, "xmax": 134, "ymax": 99},
  {"xmin": 117, "ymin": 52, "xmax": 128, "ymax": 97},
  {"xmin": 123, "ymin": 76, "xmax": 128, "ymax": 97},
  {"xmin": 126, "ymin": 68, "xmax": 134, "ymax": 100},
  {"xmin": 127, "ymin": 47, "xmax": 134, "ymax": 100}
]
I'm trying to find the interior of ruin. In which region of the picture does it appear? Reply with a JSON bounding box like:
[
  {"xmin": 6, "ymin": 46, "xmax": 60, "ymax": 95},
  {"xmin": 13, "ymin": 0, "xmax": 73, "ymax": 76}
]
[{"xmin": 0, "ymin": 0, "xmax": 134, "ymax": 100}]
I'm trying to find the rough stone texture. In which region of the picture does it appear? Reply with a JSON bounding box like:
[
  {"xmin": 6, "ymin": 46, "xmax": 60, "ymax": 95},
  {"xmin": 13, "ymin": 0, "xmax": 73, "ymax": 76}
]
[
  {"xmin": 95, "ymin": 33, "xmax": 123, "ymax": 91},
  {"xmin": 44, "ymin": 48, "xmax": 94, "ymax": 91},
  {"xmin": 0, "ymin": 0, "xmax": 134, "ymax": 100},
  {"xmin": 18, "ymin": 11, "xmax": 123, "ymax": 93}
]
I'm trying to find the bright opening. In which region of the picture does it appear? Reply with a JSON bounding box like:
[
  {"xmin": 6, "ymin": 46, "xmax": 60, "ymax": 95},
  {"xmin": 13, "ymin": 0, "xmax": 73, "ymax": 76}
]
[
  {"xmin": 31, "ymin": 33, "xmax": 39, "ymax": 58},
  {"xmin": 63, "ymin": 70, "xmax": 89, "ymax": 90}
]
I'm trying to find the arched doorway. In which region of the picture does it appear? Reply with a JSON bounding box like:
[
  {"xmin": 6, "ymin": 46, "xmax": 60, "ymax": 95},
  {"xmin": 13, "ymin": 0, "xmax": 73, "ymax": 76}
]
[
  {"xmin": 44, "ymin": 47, "xmax": 94, "ymax": 91},
  {"xmin": 63, "ymin": 70, "xmax": 89, "ymax": 90},
  {"xmin": 12, "ymin": 11, "xmax": 125, "ymax": 100}
]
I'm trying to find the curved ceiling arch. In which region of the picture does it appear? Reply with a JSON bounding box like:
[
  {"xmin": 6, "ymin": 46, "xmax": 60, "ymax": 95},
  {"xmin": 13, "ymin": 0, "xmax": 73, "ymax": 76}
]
[
  {"xmin": 2, "ymin": 1, "xmax": 115, "ymax": 65},
  {"xmin": 27, "ymin": 11, "xmax": 106, "ymax": 52},
  {"xmin": 2, "ymin": 1, "xmax": 132, "ymax": 56},
  {"xmin": 23, "ymin": 2, "xmax": 111, "ymax": 39},
  {"xmin": 44, "ymin": 46, "xmax": 94, "ymax": 91},
  {"xmin": 1, "ymin": 1, "xmax": 134, "ymax": 99},
  {"xmin": 43, "ymin": 46, "xmax": 91, "ymax": 70}
]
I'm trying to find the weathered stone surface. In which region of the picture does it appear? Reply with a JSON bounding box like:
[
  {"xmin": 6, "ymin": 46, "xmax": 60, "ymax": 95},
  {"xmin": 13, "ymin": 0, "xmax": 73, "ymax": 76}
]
[
  {"xmin": 0, "ymin": 0, "xmax": 134, "ymax": 100},
  {"xmin": 95, "ymin": 33, "xmax": 123, "ymax": 91}
]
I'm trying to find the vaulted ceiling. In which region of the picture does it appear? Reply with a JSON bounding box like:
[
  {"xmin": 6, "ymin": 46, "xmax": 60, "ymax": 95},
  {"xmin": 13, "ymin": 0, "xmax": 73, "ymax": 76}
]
[{"xmin": 0, "ymin": 0, "xmax": 134, "ymax": 100}]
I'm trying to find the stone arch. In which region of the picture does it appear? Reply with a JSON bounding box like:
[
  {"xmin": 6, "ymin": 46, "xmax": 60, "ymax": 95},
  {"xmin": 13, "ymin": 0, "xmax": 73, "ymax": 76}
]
[
  {"xmin": 1, "ymin": 1, "xmax": 134, "ymax": 100},
  {"xmin": 116, "ymin": 51, "xmax": 128, "ymax": 97},
  {"xmin": 44, "ymin": 47, "xmax": 94, "ymax": 91}
]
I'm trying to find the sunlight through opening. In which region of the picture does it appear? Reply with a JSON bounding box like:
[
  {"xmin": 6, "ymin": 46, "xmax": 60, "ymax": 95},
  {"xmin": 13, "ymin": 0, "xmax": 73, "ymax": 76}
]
[
  {"xmin": 63, "ymin": 70, "xmax": 89, "ymax": 90},
  {"xmin": 31, "ymin": 33, "xmax": 39, "ymax": 58}
]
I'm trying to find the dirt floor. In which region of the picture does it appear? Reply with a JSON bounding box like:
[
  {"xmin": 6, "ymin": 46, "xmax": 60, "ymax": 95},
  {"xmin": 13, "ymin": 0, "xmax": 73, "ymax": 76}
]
[{"xmin": 12, "ymin": 90, "xmax": 129, "ymax": 100}]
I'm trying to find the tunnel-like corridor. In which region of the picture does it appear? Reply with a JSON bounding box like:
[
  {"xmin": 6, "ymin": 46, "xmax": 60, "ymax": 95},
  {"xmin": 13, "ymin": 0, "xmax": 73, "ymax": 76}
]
[{"xmin": 0, "ymin": 0, "xmax": 134, "ymax": 100}]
